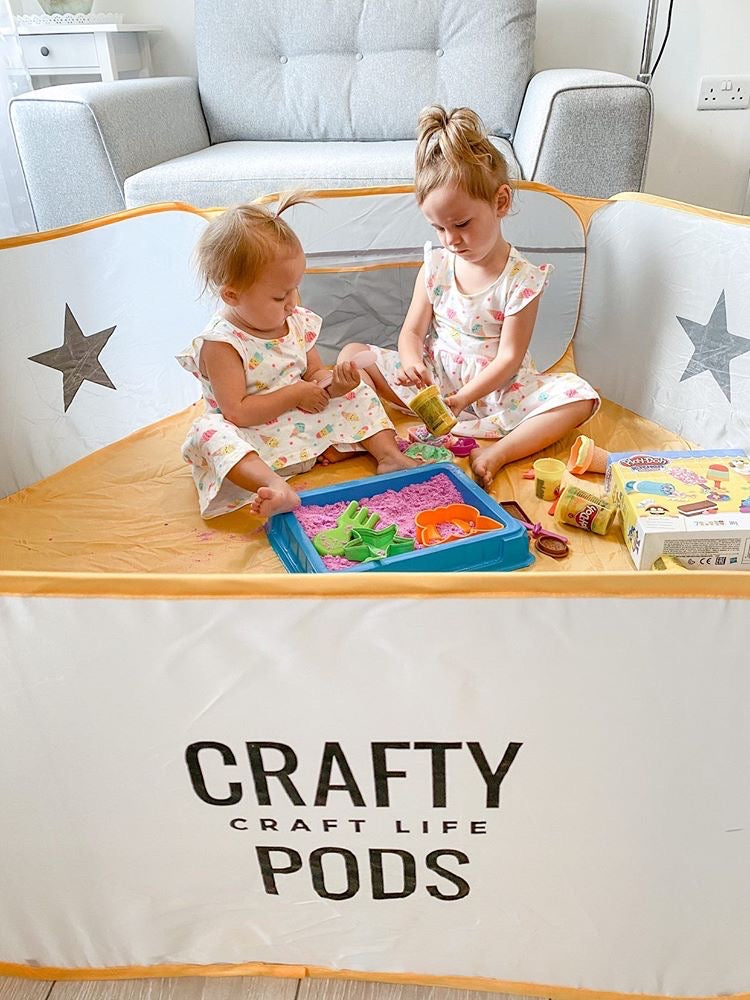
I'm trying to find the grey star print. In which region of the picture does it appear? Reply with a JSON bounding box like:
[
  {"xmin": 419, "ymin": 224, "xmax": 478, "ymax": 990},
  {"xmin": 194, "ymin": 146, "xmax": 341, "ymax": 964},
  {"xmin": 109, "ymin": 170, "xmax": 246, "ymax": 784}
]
[
  {"xmin": 677, "ymin": 291, "xmax": 750, "ymax": 403},
  {"xmin": 29, "ymin": 304, "xmax": 116, "ymax": 412}
]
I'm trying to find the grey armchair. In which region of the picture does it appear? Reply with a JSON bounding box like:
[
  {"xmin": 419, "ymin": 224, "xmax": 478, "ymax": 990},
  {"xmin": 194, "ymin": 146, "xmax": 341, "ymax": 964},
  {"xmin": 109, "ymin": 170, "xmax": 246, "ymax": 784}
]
[{"xmin": 10, "ymin": 0, "xmax": 652, "ymax": 232}]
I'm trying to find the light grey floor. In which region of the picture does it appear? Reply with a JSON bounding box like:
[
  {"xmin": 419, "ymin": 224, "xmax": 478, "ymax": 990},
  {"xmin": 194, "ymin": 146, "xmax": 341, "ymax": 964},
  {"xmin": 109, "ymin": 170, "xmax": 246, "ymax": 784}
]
[{"xmin": 0, "ymin": 978, "xmax": 544, "ymax": 1000}]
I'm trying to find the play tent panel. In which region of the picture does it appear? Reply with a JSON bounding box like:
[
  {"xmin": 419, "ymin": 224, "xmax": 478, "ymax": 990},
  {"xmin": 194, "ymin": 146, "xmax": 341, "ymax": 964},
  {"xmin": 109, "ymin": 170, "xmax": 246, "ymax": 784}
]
[{"xmin": 576, "ymin": 193, "xmax": 750, "ymax": 448}]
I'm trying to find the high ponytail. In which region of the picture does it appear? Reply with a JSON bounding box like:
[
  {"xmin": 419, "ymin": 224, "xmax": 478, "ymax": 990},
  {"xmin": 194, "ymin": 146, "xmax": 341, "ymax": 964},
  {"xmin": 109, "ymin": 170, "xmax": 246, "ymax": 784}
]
[
  {"xmin": 194, "ymin": 191, "xmax": 308, "ymax": 295},
  {"xmin": 414, "ymin": 105, "xmax": 512, "ymax": 206},
  {"xmin": 273, "ymin": 190, "xmax": 310, "ymax": 219}
]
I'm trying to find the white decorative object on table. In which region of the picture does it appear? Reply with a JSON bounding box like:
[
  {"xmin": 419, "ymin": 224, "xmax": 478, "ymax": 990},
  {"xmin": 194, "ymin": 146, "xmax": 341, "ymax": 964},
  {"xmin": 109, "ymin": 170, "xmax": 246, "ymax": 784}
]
[
  {"xmin": 17, "ymin": 12, "xmax": 125, "ymax": 25},
  {"xmin": 36, "ymin": 0, "xmax": 93, "ymax": 13}
]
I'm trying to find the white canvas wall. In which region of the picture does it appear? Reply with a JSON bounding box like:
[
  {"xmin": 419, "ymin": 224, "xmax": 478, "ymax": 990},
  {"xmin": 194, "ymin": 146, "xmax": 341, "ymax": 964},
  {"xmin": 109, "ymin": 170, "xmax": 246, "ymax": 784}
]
[
  {"xmin": 0, "ymin": 208, "xmax": 209, "ymax": 494},
  {"xmin": 2, "ymin": 590, "xmax": 750, "ymax": 997}
]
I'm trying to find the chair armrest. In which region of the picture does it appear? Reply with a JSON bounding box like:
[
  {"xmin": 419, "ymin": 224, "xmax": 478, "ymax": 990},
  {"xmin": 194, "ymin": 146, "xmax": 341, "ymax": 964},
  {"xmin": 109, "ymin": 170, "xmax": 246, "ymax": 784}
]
[
  {"xmin": 10, "ymin": 77, "xmax": 210, "ymax": 231},
  {"xmin": 512, "ymin": 69, "xmax": 653, "ymax": 198}
]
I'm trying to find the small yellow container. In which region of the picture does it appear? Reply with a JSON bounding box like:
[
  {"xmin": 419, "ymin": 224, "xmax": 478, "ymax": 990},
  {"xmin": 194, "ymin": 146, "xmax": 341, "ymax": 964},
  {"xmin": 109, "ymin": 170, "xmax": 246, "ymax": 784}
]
[
  {"xmin": 533, "ymin": 458, "xmax": 566, "ymax": 501},
  {"xmin": 555, "ymin": 485, "xmax": 617, "ymax": 535},
  {"xmin": 407, "ymin": 385, "xmax": 457, "ymax": 436}
]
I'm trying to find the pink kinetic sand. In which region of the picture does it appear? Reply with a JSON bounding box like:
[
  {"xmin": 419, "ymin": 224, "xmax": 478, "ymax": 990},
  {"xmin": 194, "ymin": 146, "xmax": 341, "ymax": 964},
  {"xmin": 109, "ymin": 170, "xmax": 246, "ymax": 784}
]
[{"xmin": 294, "ymin": 472, "xmax": 464, "ymax": 571}]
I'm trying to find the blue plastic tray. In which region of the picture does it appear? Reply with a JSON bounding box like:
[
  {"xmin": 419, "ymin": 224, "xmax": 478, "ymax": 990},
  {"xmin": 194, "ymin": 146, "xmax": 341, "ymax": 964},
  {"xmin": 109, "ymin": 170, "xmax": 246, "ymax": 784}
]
[{"xmin": 265, "ymin": 463, "xmax": 533, "ymax": 574}]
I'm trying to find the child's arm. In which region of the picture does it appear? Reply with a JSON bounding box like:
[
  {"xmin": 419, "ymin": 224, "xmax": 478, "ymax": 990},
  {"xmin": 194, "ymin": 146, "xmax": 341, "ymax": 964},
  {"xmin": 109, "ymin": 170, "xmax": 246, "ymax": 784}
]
[
  {"xmin": 201, "ymin": 341, "xmax": 328, "ymax": 424},
  {"xmin": 302, "ymin": 346, "xmax": 330, "ymax": 384},
  {"xmin": 303, "ymin": 345, "xmax": 360, "ymax": 398},
  {"xmin": 445, "ymin": 297, "xmax": 541, "ymax": 415},
  {"xmin": 396, "ymin": 265, "xmax": 434, "ymax": 387}
]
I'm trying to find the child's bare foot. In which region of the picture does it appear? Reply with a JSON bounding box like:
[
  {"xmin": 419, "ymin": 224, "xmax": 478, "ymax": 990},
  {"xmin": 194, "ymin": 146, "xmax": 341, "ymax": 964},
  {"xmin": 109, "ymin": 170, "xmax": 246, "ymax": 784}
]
[
  {"xmin": 364, "ymin": 429, "xmax": 420, "ymax": 475},
  {"xmin": 376, "ymin": 453, "xmax": 420, "ymax": 475},
  {"xmin": 317, "ymin": 445, "xmax": 351, "ymax": 466},
  {"xmin": 251, "ymin": 483, "xmax": 301, "ymax": 517},
  {"xmin": 470, "ymin": 443, "xmax": 505, "ymax": 490}
]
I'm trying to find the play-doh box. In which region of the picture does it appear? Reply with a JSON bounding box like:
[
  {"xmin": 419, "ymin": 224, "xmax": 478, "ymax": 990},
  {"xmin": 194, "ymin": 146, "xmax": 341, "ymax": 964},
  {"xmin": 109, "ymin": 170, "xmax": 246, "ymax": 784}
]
[{"xmin": 605, "ymin": 449, "xmax": 750, "ymax": 570}]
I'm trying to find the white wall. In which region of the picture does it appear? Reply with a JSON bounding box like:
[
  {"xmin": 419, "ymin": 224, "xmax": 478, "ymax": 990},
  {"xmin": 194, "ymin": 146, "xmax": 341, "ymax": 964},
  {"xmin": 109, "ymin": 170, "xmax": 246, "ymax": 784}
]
[
  {"xmin": 11, "ymin": 0, "xmax": 750, "ymax": 213},
  {"xmin": 535, "ymin": 0, "xmax": 750, "ymax": 214},
  {"xmin": 115, "ymin": 0, "xmax": 196, "ymax": 77}
]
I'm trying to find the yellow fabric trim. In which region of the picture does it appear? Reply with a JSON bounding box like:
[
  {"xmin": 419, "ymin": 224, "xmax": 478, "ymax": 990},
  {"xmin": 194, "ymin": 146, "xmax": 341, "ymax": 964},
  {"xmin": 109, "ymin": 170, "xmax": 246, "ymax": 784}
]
[
  {"xmin": 559, "ymin": 193, "xmax": 603, "ymax": 231},
  {"xmin": 254, "ymin": 180, "xmax": 602, "ymax": 203},
  {"xmin": 0, "ymin": 960, "xmax": 746, "ymax": 1000},
  {"xmin": 252, "ymin": 182, "xmax": 606, "ymax": 231},
  {"xmin": 610, "ymin": 191, "xmax": 750, "ymax": 227},
  {"xmin": 254, "ymin": 184, "xmax": 416, "ymax": 205},
  {"xmin": 1, "ymin": 569, "xmax": 748, "ymax": 600},
  {"xmin": 306, "ymin": 260, "xmax": 421, "ymax": 274},
  {"xmin": 0, "ymin": 202, "xmax": 209, "ymax": 249}
]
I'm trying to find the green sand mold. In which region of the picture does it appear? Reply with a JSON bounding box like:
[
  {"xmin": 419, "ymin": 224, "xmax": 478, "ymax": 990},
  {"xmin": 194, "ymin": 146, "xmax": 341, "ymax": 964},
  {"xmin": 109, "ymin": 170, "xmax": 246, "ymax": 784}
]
[
  {"xmin": 404, "ymin": 443, "xmax": 454, "ymax": 464},
  {"xmin": 312, "ymin": 500, "xmax": 381, "ymax": 556},
  {"xmin": 343, "ymin": 524, "xmax": 416, "ymax": 563}
]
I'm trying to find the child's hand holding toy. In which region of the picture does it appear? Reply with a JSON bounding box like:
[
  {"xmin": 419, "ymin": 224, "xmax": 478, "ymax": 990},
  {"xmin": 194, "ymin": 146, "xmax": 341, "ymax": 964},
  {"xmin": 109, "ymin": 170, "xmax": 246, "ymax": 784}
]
[
  {"xmin": 324, "ymin": 360, "xmax": 361, "ymax": 398},
  {"xmin": 314, "ymin": 350, "xmax": 372, "ymax": 396},
  {"xmin": 445, "ymin": 390, "xmax": 469, "ymax": 417},
  {"xmin": 395, "ymin": 361, "xmax": 433, "ymax": 388}
]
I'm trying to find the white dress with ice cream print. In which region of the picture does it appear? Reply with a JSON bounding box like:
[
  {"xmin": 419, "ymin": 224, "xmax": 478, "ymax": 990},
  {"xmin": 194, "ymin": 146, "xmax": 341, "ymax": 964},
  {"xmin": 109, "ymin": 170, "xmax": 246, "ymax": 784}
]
[
  {"xmin": 176, "ymin": 307, "xmax": 393, "ymax": 518},
  {"xmin": 369, "ymin": 243, "xmax": 600, "ymax": 439}
]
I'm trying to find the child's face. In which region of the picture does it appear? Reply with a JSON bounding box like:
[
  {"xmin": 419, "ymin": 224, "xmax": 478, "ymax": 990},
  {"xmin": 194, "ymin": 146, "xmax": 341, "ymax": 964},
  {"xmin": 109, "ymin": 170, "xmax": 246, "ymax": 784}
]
[
  {"xmin": 222, "ymin": 249, "xmax": 306, "ymax": 335},
  {"xmin": 420, "ymin": 184, "xmax": 511, "ymax": 266}
]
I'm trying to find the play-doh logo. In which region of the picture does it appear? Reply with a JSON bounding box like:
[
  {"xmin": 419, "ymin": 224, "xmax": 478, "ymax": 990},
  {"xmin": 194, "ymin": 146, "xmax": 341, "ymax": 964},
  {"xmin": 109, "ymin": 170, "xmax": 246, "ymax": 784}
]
[
  {"xmin": 184, "ymin": 739, "xmax": 522, "ymax": 902},
  {"xmin": 620, "ymin": 454, "xmax": 669, "ymax": 472},
  {"xmin": 574, "ymin": 503, "xmax": 600, "ymax": 531}
]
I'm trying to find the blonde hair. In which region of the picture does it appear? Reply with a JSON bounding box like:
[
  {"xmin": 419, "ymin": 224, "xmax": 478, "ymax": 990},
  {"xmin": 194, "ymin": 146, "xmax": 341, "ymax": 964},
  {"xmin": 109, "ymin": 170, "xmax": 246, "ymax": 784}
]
[
  {"xmin": 194, "ymin": 192, "xmax": 306, "ymax": 295},
  {"xmin": 414, "ymin": 106, "xmax": 512, "ymax": 206}
]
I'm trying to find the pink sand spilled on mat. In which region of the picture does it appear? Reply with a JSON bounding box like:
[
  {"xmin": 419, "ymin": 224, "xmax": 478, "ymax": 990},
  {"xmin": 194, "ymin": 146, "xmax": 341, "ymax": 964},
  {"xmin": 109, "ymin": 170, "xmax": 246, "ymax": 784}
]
[{"xmin": 294, "ymin": 471, "xmax": 464, "ymax": 571}]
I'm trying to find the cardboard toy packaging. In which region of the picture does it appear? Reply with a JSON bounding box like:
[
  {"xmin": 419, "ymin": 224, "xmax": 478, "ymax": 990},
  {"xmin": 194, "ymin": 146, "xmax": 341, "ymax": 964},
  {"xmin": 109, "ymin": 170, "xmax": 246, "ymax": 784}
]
[{"xmin": 605, "ymin": 450, "xmax": 750, "ymax": 570}]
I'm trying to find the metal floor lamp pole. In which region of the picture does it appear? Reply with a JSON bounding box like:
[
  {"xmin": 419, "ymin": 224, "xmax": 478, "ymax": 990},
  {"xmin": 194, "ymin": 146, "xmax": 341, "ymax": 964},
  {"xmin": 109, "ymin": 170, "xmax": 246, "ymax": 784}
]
[{"xmin": 638, "ymin": 0, "xmax": 660, "ymax": 84}]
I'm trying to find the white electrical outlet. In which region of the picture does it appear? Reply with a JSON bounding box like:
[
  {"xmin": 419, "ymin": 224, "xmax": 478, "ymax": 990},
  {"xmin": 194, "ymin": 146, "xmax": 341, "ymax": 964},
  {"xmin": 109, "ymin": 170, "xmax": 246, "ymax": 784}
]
[{"xmin": 698, "ymin": 76, "xmax": 750, "ymax": 110}]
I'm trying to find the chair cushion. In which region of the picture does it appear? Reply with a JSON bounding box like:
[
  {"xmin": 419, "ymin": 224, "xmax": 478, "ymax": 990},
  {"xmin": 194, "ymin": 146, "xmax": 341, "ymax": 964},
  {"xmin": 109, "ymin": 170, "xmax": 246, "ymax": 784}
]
[
  {"xmin": 195, "ymin": 0, "xmax": 535, "ymax": 143},
  {"xmin": 124, "ymin": 137, "xmax": 519, "ymax": 209}
]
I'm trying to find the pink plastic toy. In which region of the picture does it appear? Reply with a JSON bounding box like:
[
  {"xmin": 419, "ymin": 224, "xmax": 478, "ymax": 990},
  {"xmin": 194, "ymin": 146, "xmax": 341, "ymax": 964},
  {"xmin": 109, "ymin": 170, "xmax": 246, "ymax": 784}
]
[
  {"xmin": 447, "ymin": 436, "xmax": 478, "ymax": 457},
  {"xmin": 499, "ymin": 500, "xmax": 567, "ymax": 543},
  {"xmin": 522, "ymin": 520, "xmax": 569, "ymax": 545},
  {"xmin": 317, "ymin": 349, "xmax": 376, "ymax": 390}
]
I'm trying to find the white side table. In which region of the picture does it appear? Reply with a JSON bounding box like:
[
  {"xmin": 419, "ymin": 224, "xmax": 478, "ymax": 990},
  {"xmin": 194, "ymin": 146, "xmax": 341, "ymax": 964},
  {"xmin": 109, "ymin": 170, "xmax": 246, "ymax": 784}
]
[{"xmin": 17, "ymin": 23, "xmax": 162, "ymax": 88}]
